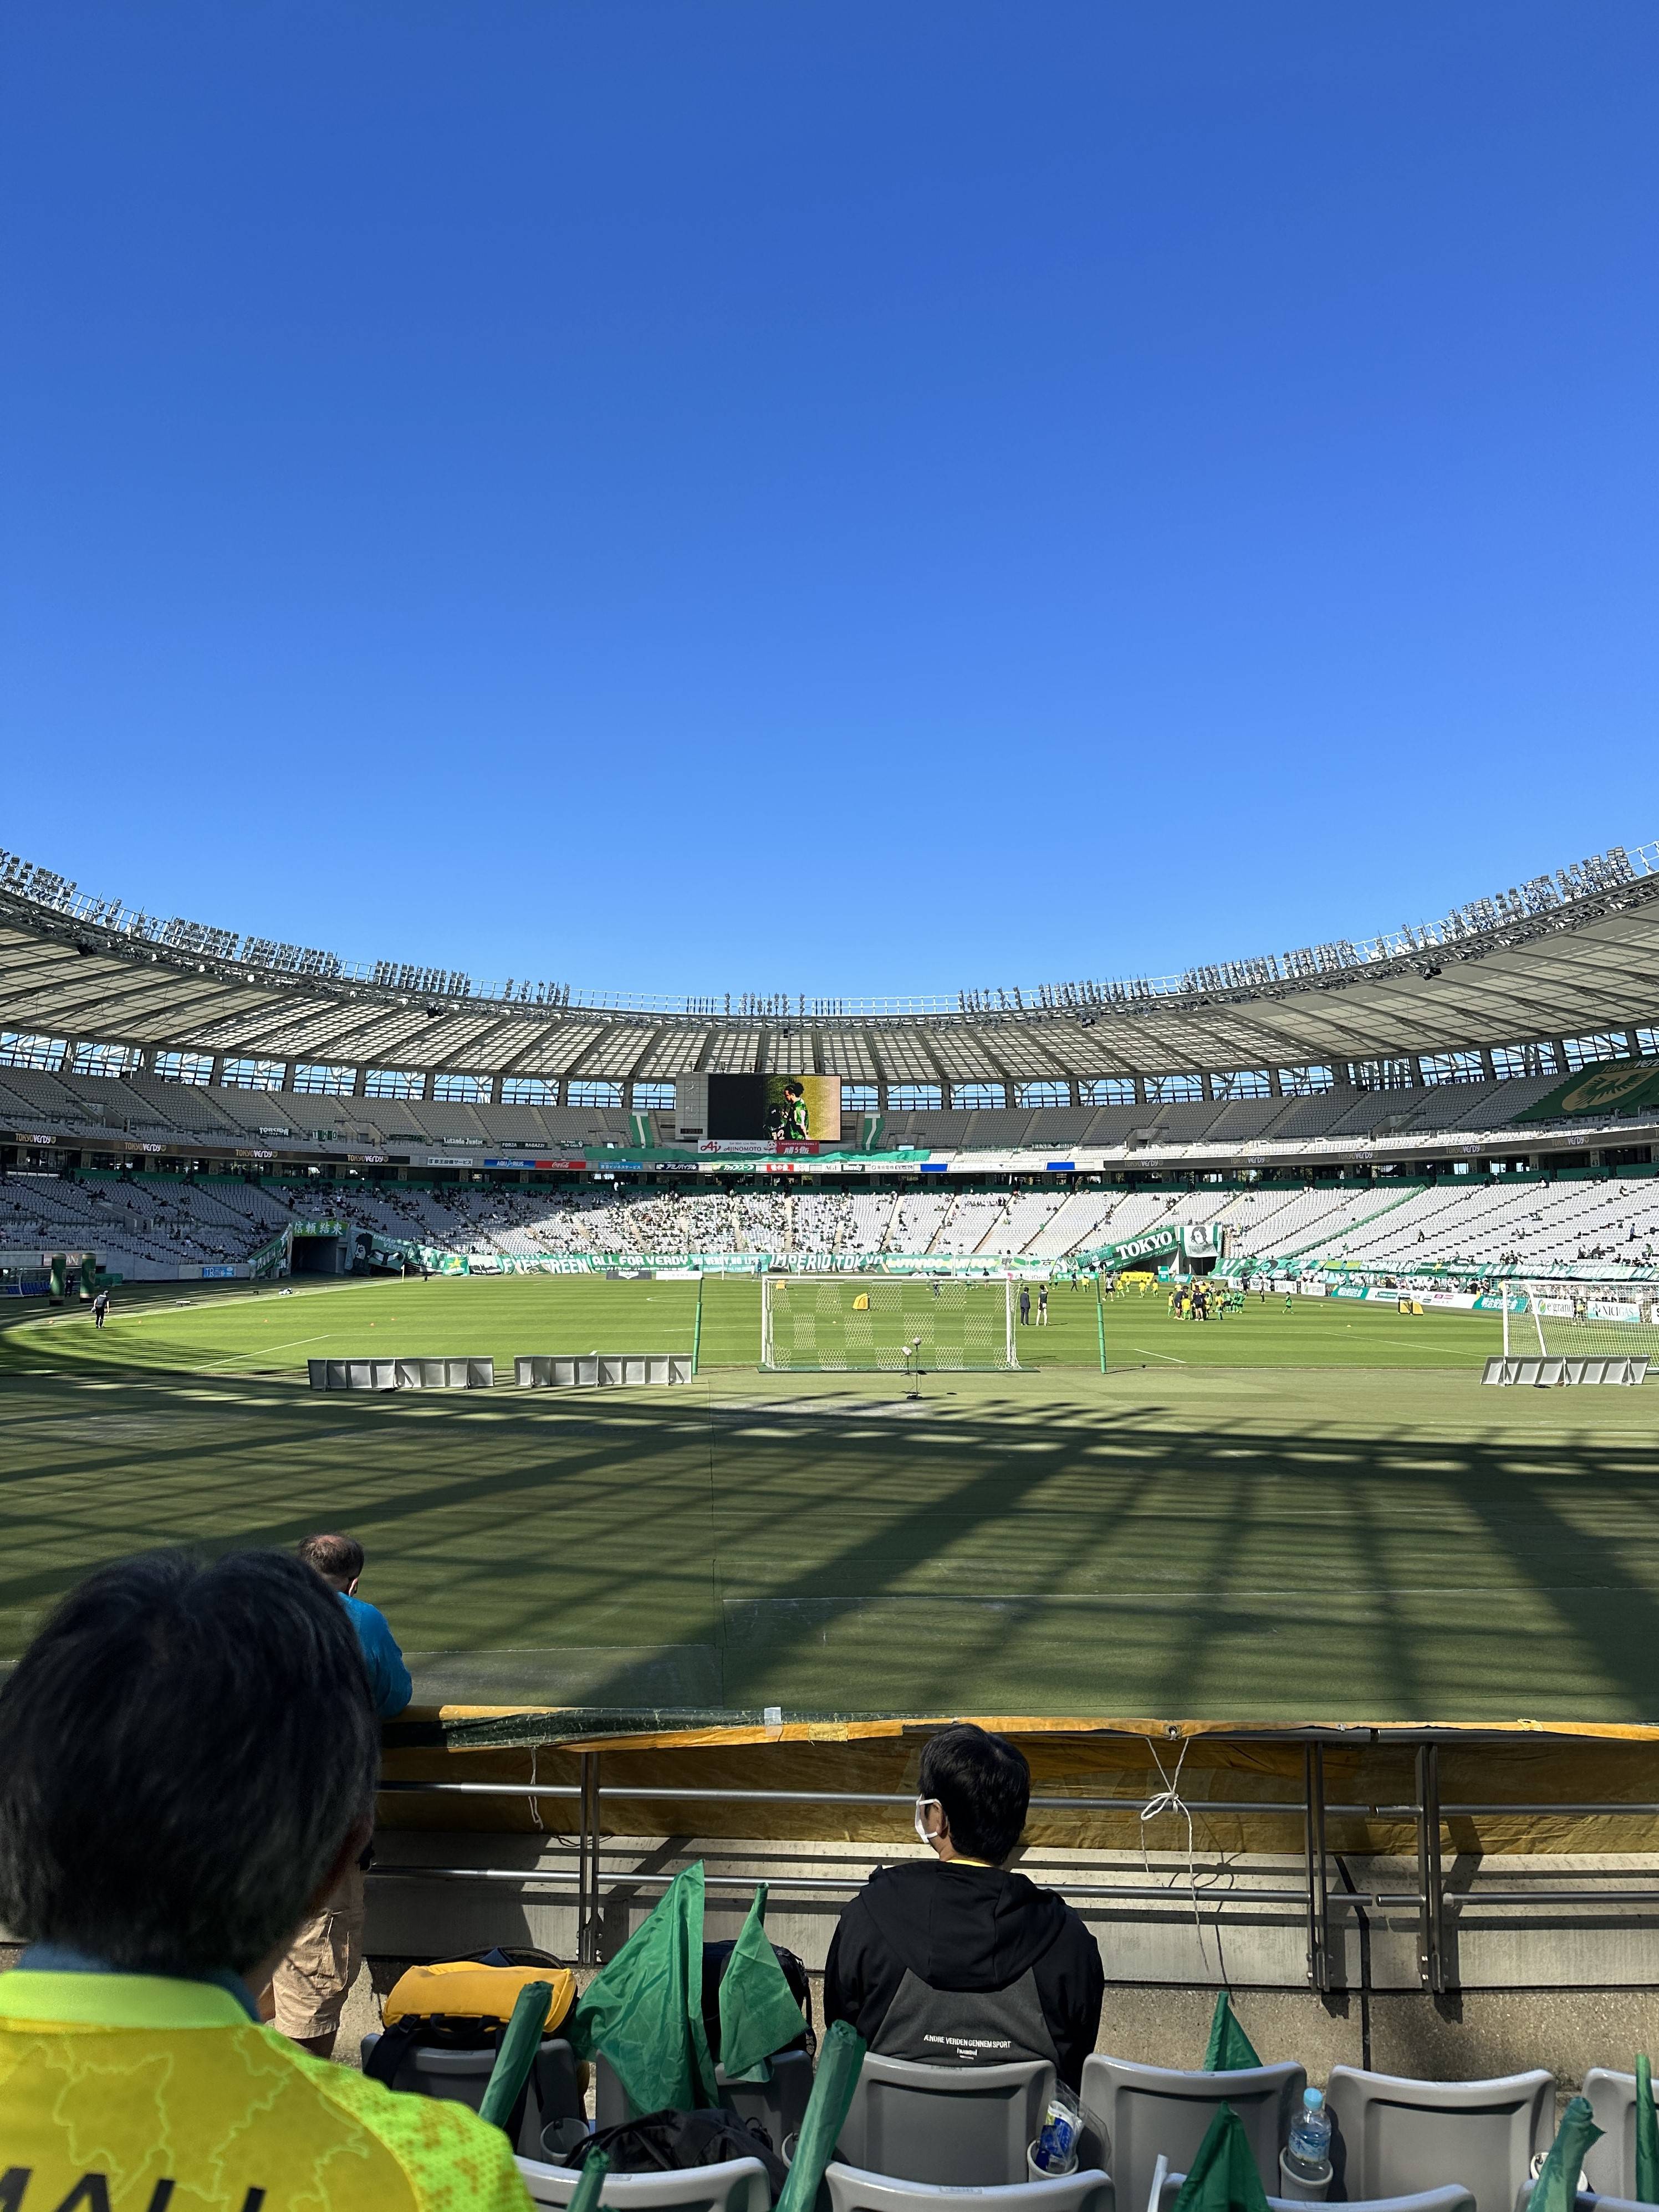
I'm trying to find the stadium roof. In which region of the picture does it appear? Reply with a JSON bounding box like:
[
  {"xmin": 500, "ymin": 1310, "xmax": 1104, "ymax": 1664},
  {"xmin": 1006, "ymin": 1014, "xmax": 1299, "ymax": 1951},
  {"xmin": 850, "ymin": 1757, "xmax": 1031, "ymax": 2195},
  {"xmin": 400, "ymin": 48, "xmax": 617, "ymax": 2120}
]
[{"xmin": 2, "ymin": 837, "xmax": 1657, "ymax": 1086}]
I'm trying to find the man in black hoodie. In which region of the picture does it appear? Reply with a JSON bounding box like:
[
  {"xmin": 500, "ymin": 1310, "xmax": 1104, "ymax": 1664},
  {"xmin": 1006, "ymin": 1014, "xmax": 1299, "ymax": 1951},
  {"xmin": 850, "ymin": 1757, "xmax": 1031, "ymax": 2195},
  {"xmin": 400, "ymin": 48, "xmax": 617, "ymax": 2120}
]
[{"xmin": 824, "ymin": 1724, "xmax": 1104, "ymax": 2089}]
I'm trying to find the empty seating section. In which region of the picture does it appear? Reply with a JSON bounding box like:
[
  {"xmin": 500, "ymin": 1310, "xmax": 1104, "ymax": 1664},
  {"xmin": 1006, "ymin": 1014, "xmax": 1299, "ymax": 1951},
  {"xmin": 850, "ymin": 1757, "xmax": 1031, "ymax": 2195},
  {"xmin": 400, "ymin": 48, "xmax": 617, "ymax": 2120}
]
[
  {"xmin": 888, "ymin": 1193, "xmax": 952, "ymax": 1252},
  {"xmin": 932, "ymin": 1192, "xmax": 1010, "ymax": 1254}
]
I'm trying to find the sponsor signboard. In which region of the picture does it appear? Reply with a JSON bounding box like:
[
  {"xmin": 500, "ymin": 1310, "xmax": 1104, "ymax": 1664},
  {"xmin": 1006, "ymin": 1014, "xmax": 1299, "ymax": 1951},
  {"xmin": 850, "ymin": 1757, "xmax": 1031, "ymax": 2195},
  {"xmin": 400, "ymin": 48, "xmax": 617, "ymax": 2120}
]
[{"xmin": 482, "ymin": 1156, "xmax": 585, "ymax": 1170}]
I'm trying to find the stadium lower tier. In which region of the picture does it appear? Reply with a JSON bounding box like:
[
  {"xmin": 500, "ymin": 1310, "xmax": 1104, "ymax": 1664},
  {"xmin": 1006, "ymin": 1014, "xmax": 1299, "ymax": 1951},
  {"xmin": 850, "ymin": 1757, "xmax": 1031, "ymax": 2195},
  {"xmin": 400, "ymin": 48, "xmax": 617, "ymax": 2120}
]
[{"xmin": 3, "ymin": 1166, "xmax": 1658, "ymax": 1285}]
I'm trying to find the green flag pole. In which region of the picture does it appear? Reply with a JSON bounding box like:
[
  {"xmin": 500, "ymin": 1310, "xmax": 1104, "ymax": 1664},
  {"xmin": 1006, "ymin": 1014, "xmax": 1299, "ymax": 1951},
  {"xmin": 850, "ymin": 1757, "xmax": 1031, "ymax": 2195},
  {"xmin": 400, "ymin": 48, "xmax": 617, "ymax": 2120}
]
[
  {"xmin": 1096, "ymin": 1269, "xmax": 1107, "ymax": 1373},
  {"xmin": 692, "ymin": 1273, "xmax": 704, "ymax": 1376},
  {"xmin": 1636, "ymin": 2055, "xmax": 1658, "ymax": 2203},
  {"xmin": 1531, "ymin": 2096, "xmax": 1602, "ymax": 2212},
  {"xmin": 566, "ymin": 2150, "xmax": 611, "ymax": 2212},
  {"xmin": 478, "ymin": 1980, "xmax": 554, "ymax": 2132},
  {"xmin": 774, "ymin": 2019, "xmax": 866, "ymax": 2212}
]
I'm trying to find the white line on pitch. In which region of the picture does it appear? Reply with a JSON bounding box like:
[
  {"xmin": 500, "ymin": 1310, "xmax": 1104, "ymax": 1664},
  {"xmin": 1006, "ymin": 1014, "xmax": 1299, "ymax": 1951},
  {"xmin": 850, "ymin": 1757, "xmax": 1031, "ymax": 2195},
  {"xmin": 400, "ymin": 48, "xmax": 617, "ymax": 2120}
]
[
  {"xmin": 200, "ymin": 1335, "xmax": 333, "ymax": 1369},
  {"xmin": 1132, "ymin": 1347, "xmax": 1187, "ymax": 1363}
]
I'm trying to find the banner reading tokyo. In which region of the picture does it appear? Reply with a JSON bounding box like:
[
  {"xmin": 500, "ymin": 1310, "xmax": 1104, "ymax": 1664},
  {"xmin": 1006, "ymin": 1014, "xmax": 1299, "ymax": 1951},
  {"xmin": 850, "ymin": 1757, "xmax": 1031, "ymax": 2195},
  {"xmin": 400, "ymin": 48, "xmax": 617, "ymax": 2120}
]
[{"xmin": 706, "ymin": 1074, "xmax": 843, "ymax": 1145}]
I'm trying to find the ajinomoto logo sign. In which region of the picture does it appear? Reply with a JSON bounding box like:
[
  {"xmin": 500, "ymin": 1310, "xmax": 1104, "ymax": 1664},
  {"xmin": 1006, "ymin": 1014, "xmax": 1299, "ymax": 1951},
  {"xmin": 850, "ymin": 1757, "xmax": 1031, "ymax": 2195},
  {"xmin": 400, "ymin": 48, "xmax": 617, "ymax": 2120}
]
[{"xmin": 1517, "ymin": 1055, "xmax": 1659, "ymax": 1122}]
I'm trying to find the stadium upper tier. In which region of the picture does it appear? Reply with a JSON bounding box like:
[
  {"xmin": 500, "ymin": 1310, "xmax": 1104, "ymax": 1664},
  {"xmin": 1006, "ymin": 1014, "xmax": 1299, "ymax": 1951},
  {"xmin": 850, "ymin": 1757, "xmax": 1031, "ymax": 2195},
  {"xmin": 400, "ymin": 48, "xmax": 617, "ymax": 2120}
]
[{"xmin": 3, "ymin": 836, "xmax": 1659, "ymax": 1092}]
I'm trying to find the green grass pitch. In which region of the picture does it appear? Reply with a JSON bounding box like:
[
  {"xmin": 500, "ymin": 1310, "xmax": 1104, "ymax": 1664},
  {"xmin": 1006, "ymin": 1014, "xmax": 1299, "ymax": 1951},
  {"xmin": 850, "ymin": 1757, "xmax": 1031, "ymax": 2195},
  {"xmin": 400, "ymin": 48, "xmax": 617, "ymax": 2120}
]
[{"xmin": 3, "ymin": 1272, "xmax": 1656, "ymax": 1725}]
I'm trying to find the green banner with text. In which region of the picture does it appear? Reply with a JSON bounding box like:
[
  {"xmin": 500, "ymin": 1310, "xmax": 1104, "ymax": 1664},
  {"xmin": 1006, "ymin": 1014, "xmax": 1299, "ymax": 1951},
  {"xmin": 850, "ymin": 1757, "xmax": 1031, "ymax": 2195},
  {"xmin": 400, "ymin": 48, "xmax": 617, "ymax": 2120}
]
[{"xmin": 1515, "ymin": 1058, "xmax": 1659, "ymax": 1123}]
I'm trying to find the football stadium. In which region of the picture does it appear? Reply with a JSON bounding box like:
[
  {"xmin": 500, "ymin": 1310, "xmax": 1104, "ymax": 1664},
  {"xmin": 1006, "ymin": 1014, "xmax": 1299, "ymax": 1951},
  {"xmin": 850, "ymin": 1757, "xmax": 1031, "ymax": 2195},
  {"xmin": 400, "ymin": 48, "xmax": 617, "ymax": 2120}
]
[
  {"xmin": 7, "ymin": 829, "xmax": 1659, "ymax": 2099},
  {"xmin": 8, "ymin": 10, "xmax": 1659, "ymax": 2191}
]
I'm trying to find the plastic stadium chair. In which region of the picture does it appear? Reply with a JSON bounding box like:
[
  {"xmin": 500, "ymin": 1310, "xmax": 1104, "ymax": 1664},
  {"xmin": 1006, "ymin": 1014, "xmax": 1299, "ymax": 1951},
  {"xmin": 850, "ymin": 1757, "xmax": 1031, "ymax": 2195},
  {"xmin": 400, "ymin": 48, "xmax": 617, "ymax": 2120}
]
[
  {"xmin": 1581, "ymin": 2070, "xmax": 1646, "ymax": 2199},
  {"xmin": 825, "ymin": 2160, "xmax": 1114, "ymax": 2212},
  {"xmin": 834, "ymin": 2052, "xmax": 1058, "ymax": 2187},
  {"xmin": 593, "ymin": 2052, "xmax": 813, "ymax": 2153},
  {"xmin": 1079, "ymin": 2053, "xmax": 1306, "ymax": 2212},
  {"xmin": 1150, "ymin": 2162, "xmax": 1472, "ymax": 2212},
  {"xmin": 1324, "ymin": 2065, "xmax": 1553, "ymax": 2212},
  {"xmin": 718, "ymin": 2054, "xmax": 815, "ymax": 2150},
  {"xmin": 514, "ymin": 2153, "xmax": 772, "ymax": 2212},
  {"xmin": 360, "ymin": 2030, "xmax": 584, "ymax": 2160}
]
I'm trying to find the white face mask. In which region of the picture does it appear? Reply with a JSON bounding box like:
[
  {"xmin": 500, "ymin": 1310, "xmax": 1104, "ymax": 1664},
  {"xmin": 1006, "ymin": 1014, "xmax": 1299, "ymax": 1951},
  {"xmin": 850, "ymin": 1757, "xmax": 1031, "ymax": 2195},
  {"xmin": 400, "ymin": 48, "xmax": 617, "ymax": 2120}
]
[{"xmin": 915, "ymin": 1796, "xmax": 942, "ymax": 1846}]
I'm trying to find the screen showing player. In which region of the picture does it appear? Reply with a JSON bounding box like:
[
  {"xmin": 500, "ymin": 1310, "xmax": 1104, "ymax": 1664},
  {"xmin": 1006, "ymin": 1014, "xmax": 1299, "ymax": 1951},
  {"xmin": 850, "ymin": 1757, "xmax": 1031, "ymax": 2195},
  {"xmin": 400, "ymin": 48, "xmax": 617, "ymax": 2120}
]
[{"xmin": 707, "ymin": 1074, "xmax": 843, "ymax": 1142}]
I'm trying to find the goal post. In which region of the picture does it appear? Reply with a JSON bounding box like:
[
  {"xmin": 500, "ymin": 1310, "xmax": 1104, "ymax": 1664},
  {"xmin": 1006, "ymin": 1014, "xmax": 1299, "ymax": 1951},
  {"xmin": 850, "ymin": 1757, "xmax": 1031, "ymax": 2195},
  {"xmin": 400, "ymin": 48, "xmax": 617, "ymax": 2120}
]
[
  {"xmin": 760, "ymin": 1275, "xmax": 1019, "ymax": 1372},
  {"xmin": 1486, "ymin": 1281, "xmax": 1658, "ymax": 1386}
]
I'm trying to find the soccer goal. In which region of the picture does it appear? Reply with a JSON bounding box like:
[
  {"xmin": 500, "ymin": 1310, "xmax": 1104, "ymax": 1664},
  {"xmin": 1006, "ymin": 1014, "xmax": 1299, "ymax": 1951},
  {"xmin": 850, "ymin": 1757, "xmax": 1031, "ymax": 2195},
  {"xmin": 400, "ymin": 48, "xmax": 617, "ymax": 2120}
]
[
  {"xmin": 760, "ymin": 1275, "xmax": 1019, "ymax": 1372},
  {"xmin": 1484, "ymin": 1282, "xmax": 1658, "ymax": 1386}
]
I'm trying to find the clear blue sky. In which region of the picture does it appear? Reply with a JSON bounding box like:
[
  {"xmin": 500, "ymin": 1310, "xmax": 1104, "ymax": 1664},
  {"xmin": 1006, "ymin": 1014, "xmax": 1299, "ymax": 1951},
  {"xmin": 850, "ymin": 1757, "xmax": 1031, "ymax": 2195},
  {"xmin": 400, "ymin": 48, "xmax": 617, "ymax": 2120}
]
[{"xmin": 3, "ymin": 2, "xmax": 1655, "ymax": 1000}]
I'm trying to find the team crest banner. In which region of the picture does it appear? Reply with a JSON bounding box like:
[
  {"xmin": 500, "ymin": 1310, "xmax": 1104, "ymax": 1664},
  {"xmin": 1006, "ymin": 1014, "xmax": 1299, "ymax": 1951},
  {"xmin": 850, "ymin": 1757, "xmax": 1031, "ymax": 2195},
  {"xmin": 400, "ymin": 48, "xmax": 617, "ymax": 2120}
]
[{"xmin": 1515, "ymin": 1057, "xmax": 1659, "ymax": 1122}]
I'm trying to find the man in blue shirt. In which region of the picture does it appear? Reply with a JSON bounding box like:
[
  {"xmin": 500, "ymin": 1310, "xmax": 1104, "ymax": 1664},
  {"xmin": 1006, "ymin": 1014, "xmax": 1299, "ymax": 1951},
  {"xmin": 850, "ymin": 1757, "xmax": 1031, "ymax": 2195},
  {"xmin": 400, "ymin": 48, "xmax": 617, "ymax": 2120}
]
[
  {"xmin": 299, "ymin": 1531, "xmax": 413, "ymax": 1720},
  {"xmin": 268, "ymin": 1534, "xmax": 413, "ymax": 2056}
]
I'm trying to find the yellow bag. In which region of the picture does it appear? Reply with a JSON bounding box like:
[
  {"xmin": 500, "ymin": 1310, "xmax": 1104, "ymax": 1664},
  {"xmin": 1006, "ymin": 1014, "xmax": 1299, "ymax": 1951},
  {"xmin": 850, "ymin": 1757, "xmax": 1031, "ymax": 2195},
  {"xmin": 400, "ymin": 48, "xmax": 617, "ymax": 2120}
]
[{"xmin": 382, "ymin": 1958, "xmax": 576, "ymax": 2035}]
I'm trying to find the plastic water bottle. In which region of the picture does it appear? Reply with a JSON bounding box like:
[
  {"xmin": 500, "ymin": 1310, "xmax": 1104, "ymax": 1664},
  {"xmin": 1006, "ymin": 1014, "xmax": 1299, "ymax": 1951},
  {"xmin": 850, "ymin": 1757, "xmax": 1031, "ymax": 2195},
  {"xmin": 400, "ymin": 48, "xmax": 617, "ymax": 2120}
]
[{"xmin": 1285, "ymin": 2087, "xmax": 1332, "ymax": 2182}]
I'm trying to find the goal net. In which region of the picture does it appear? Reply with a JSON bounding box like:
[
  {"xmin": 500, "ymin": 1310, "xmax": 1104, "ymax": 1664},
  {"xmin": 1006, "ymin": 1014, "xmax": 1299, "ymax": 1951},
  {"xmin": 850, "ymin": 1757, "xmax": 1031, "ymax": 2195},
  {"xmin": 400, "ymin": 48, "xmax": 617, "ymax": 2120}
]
[
  {"xmin": 761, "ymin": 1275, "xmax": 1019, "ymax": 1372},
  {"xmin": 1486, "ymin": 1282, "xmax": 1659, "ymax": 1385}
]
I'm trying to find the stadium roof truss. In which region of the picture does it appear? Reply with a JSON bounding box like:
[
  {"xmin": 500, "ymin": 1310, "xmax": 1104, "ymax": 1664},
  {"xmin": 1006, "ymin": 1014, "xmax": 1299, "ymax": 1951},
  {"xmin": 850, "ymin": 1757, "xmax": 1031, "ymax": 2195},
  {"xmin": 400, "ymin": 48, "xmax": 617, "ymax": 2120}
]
[{"xmin": 2, "ymin": 839, "xmax": 1658, "ymax": 1089}]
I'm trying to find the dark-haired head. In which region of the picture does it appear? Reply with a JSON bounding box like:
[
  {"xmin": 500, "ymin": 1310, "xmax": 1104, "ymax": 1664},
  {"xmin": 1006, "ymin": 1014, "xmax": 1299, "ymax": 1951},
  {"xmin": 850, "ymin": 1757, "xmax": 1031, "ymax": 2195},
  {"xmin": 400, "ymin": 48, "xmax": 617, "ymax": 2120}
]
[
  {"xmin": 0, "ymin": 1550, "xmax": 379, "ymax": 1979},
  {"xmin": 919, "ymin": 1723, "xmax": 1031, "ymax": 1866}
]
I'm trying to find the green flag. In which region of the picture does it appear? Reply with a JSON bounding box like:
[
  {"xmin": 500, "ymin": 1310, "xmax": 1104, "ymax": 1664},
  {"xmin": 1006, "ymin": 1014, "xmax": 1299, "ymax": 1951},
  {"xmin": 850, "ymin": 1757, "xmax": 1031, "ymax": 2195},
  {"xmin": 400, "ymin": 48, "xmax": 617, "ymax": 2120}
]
[
  {"xmin": 1637, "ymin": 2056, "xmax": 1658, "ymax": 2204},
  {"xmin": 719, "ymin": 1882, "xmax": 808, "ymax": 2082},
  {"xmin": 1171, "ymin": 2103, "xmax": 1273, "ymax": 2212},
  {"xmin": 1531, "ymin": 2094, "xmax": 1602, "ymax": 2212},
  {"xmin": 774, "ymin": 2020, "xmax": 867, "ymax": 2212},
  {"xmin": 1203, "ymin": 1991, "xmax": 1263, "ymax": 2072},
  {"xmin": 568, "ymin": 1862, "xmax": 717, "ymax": 2115}
]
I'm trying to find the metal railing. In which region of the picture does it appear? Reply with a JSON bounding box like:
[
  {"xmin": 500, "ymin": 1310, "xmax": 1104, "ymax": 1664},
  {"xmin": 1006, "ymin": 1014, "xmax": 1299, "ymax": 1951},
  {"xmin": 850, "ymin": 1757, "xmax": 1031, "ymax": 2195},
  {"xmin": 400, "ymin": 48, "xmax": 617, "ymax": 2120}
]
[{"xmin": 371, "ymin": 1740, "xmax": 1659, "ymax": 1989}]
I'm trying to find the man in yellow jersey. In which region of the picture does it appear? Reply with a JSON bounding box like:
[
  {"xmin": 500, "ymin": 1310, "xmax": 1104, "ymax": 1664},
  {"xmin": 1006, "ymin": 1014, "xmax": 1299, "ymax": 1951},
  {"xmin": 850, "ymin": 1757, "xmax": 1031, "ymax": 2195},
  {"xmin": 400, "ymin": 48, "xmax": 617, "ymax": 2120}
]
[
  {"xmin": 823, "ymin": 1723, "xmax": 1104, "ymax": 2088},
  {"xmin": 0, "ymin": 1549, "xmax": 531, "ymax": 2211}
]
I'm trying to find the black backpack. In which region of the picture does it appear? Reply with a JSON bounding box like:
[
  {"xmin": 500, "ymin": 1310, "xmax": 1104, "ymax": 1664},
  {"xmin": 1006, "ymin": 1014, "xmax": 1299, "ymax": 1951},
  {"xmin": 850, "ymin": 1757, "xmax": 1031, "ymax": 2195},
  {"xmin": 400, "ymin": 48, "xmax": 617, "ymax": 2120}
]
[
  {"xmin": 571, "ymin": 2108, "xmax": 790, "ymax": 2188},
  {"xmin": 700, "ymin": 1937, "xmax": 816, "ymax": 2064}
]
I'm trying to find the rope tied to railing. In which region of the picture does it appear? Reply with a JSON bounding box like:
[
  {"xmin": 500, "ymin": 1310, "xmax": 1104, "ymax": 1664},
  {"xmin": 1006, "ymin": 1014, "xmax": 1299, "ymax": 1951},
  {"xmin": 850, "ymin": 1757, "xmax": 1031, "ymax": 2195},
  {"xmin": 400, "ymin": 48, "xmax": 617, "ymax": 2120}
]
[{"xmin": 1139, "ymin": 1735, "xmax": 1217, "ymax": 1980}]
